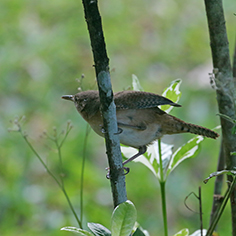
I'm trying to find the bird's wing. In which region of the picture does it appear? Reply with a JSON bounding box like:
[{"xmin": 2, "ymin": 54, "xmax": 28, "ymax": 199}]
[
  {"xmin": 114, "ymin": 90, "xmax": 181, "ymax": 110},
  {"xmin": 117, "ymin": 121, "xmax": 147, "ymax": 130}
]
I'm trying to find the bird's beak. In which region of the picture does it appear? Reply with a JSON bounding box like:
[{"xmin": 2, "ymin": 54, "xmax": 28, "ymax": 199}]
[{"xmin": 61, "ymin": 95, "xmax": 74, "ymax": 102}]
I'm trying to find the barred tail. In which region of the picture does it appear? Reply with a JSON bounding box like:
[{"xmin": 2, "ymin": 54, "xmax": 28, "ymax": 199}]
[
  {"xmin": 170, "ymin": 115, "xmax": 219, "ymax": 139},
  {"xmin": 182, "ymin": 122, "xmax": 219, "ymax": 139}
]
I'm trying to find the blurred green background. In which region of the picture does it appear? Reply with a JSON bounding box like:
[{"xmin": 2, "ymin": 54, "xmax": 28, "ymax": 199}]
[{"xmin": 1, "ymin": 0, "xmax": 235, "ymax": 235}]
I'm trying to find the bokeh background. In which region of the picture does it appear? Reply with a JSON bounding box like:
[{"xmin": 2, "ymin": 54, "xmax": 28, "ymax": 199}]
[{"xmin": 1, "ymin": 0, "xmax": 235, "ymax": 235}]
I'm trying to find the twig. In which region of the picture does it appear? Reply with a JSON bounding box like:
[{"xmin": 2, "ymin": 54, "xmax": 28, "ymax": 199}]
[{"xmin": 81, "ymin": 0, "xmax": 127, "ymax": 207}]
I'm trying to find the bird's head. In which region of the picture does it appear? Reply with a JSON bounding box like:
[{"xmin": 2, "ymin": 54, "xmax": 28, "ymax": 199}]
[{"xmin": 62, "ymin": 91, "xmax": 100, "ymax": 118}]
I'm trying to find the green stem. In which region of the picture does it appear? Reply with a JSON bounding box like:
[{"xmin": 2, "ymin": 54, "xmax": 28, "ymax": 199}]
[
  {"xmin": 62, "ymin": 188, "xmax": 82, "ymax": 228},
  {"xmin": 206, "ymin": 174, "xmax": 236, "ymax": 236},
  {"xmin": 22, "ymin": 132, "xmax": 62, "ymax": 189},
  {"xmin": 158, "ymin": 139, "xmax": 168, "ymax": 236},
  {"xmin": 56, "ymin": 140, "xmax": 65, "ymax": 188},
  {"xmin": 57, "ymin": 127, "xmax": 83, "ymax": 228},
  {"xmin": 158, "ymin": 139, "xmax": 164, "ymax": 182},
  {"xmin": 19, "ymin": 126, "xmax": 82, "ymax": 228},
  {"xmin": 80, "ymin": 125, "xmax": 90, "ymax": 227},
  {"xmin": 160, "ymin": 181, "xmax": 168, "ymax": 236}
]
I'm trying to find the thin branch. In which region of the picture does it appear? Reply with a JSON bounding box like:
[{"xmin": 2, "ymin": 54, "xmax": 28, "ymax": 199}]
[
  {"xmin": 233, "ymin": 33, "xmax": 236, "ymax": 78},
  {"xmin": 80, "ymin": 124, "xmax": 91, "ymax": 226},
  {"xmin": 209, "ymin": 140, "xmax": 225, "ymax": 227},
  {"xmin": 204, "ymin": 0, "xmax": 236, "ymax": 233},
  {"xmin": 199, "ymin": 187, "xmax": 203, "ymax": 236},
  {"xmin": 10, "ymin": 120, "xmax": 82, "ymax": 228},
  {"xmin": 81, "ymin": 0, "xmax": 127, "ymax": 207},
  {"xmin": 206, "ymin": 174, "xmax": 236, "ymax": 236}
]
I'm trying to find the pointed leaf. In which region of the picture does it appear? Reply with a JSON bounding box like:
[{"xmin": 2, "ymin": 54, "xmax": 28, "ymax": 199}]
[
  {"xmin": 189, "ymin": 229, "xmax": 207, "ymax": 236},
  {"xmin": 88, "ymin": 223, "xmax": 111, "ymax": 236},
  {"xmin": 61, "ymin": 226, "xmax": 94, "ymax": 236},
  {"xmin": 161, "ymin": 79, "xmax": 182, "ymax": 113},
  {"xmin": 111, "ymin": 200, "xmax": 137, "ymax": 236},
  {"xmin": 132, "ymin": 74, "xmax": 144, "ymax": 91},
  {"xmin": 204, "ymin": 170, "xmax": 236, "ymax": 184},
  {"xmin": 173, "ymin": 228, "xmax": 189, "ymax": 236},
  {"xmin": 133, "ymin": 227, "xmax": 149, "ymax": 236},
  {"xmin": 132, "ymin": 223, "xmax": 150, "ymax": 236},
  {"xmin": 166, "ymin": 136, "xmax": 204, "ymax": 177}
]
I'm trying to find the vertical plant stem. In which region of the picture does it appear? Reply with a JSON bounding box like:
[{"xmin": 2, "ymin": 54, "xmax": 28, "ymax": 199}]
[
  {"xmin": 233, "ymin": 34, "xmax": 236, "ymax": 78},
  {"xmin": 62, "ymin": 188, "xmax": 82, "ymax": 228},
  {"xmin": 158, "ymin": 139, "xmax": 164, "ymax": 182},
  {"xmin": 210, "ymin": 141, "xmax": 224, "ymax": 226},
  {"xmin": 199, "ymin": 187, "xmax": 203, "ymax": 236},
  {"xmin": 158, "ymin": 139, "xmax": 168, "ymax": 236},
  {"xmin": 207, "ymin": 174, "xmax": 236, "ymax": 236},
  {"xmin": 56, "ymin": 140, "xmax": 65, "ymax": 188},
  {"xmin": 80, "ymin": 125, "xmax": 90, "ymax": 227}
]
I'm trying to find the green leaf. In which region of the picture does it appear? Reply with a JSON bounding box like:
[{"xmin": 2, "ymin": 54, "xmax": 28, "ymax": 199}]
[
  {"xmin": 132, "ymin": 222, "xmax": 150, "ymax": 236},
  {"xmin": 121, "ymin": 141, "xmax": 173, "ymax": 180},
  {"xmin": 88, "ymin": 223, "xmax": 111, "ymax": 236},
  {"xmin": 122, "ymin": 135, "xmax": 205, "ymax": 181},
  {"xmin": 133, "ymin": 227, "xmax": 149, "ymax": 236},
  {"xmin": 217, "ymin": 113, "xmax": 236, "ymax": 124},
  {"xmin": 61, "ymin": 226, "xmax": 94, "ymax": 235},
  {"xmin": 189, "ymin": 229, "xmax": 207, "ymax": 236},
  {"xmin": 166, "ymin": 136, "xmax": 204, "ymax": 178},
  {"xmin": 204, "ymin": 170, "xmax": 236, "ymax": 184},
  {"xmin": 132, "ymin": 74, "xmax": 144, "ymax": 91},
  {"xmin": 111, "ymin": 200, "xmax": 137, "ymax": 236},
  {"xmin": 173, "ymin": 228, "xmax": 189, "ymax": 236},
  {"xmin": 160, "ymin": 79, "xmax": 182, "ymax": 113}
]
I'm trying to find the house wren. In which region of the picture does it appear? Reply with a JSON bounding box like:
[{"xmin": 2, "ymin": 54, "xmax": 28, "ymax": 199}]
[{"xmin": 62, "ymin": 90, "xmax": 219, "ymax": 165}]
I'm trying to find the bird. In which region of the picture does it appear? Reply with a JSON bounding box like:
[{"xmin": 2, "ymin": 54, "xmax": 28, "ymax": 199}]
[{"xmin": 62, "ymin": 90, "xmax": 219, "ymax": 166}]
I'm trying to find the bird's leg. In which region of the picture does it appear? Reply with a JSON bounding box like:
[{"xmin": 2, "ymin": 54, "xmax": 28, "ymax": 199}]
[
  {"xmin": 122, "ymin": 146, "xmax": 147, "ymax": 175},
  {"xmin": 106, "ymin": 146, "xmax": 147, "ymax": 178},
  {"xmin": 122, "ymin": 146, "xmax": 147, "ymax": 166}
]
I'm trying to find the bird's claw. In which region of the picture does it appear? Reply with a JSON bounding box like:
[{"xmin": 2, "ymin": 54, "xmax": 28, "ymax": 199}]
[
  {"xmin": 114, "ymin": 127, "xmax": 123, "ymax": 135},
  {"xmin": 101, "ymin": 127, "xmax": 106, "ymax": 134},
  {"xmin": 105, "ymin": 167, "xmax": 110, "ymax": 179},
  {"xmin": 123, "ymin": 167, "xmax": 130, "ymax": 175},
  {"xmin": 105, "ymin": 166, "xmax": 130, "ymax": 179},
  {"xmin": 101, "ymin": 127, "xmax": 122, "ymax": 135}
]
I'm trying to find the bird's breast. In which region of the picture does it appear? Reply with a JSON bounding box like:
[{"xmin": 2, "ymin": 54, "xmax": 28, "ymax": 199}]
[
  {"xmin": 118, "ymin": 123, "xmax": 163, "ymax": 148},
  {"xmin": 116, "ymin": 109, "xmax": 163, "ymax": 148},
  {"xmin": 84, "ymin": 108, "xmax": 165, "ymax": 148}
]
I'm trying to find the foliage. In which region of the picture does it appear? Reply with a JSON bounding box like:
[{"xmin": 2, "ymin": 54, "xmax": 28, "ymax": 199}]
[
  {"xmin": 123, "ymin": 79, "xmax": 204, "ymax": 182},
  {"xmin": 1, "ymin": 0, "xmax": 232, "ymax": 235},
  {"xmin": 122, "ymin": 79, "xmax": 210, "ymax": 236},
  {"xmin": 61, "ymin": 200, "xmax": 138, "ymax": 236}
]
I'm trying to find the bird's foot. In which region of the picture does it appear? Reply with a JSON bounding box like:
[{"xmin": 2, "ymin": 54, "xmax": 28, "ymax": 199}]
[
  {"xmin": 100, "ymin": 127, "xmax": 123, "ymax": 135},
  {"xmin": 105, "ymin": 166, "xmax": 130, "ymax": 179},
  {"xmin": 123, "ymin": 166, "xmax": 130, "ymax": 175},
  {"xmin": 105, "ymin": 167, "xmax": 110, "ymax": 179},
  {"xmin": 114, "ymin": 127, "xmax": 123, "ymax": 135}
]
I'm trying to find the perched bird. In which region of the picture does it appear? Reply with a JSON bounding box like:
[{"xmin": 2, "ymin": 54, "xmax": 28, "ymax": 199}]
[{"xmin": 62, "ymin": 90, "xmax": 219, "ymax": 165}]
